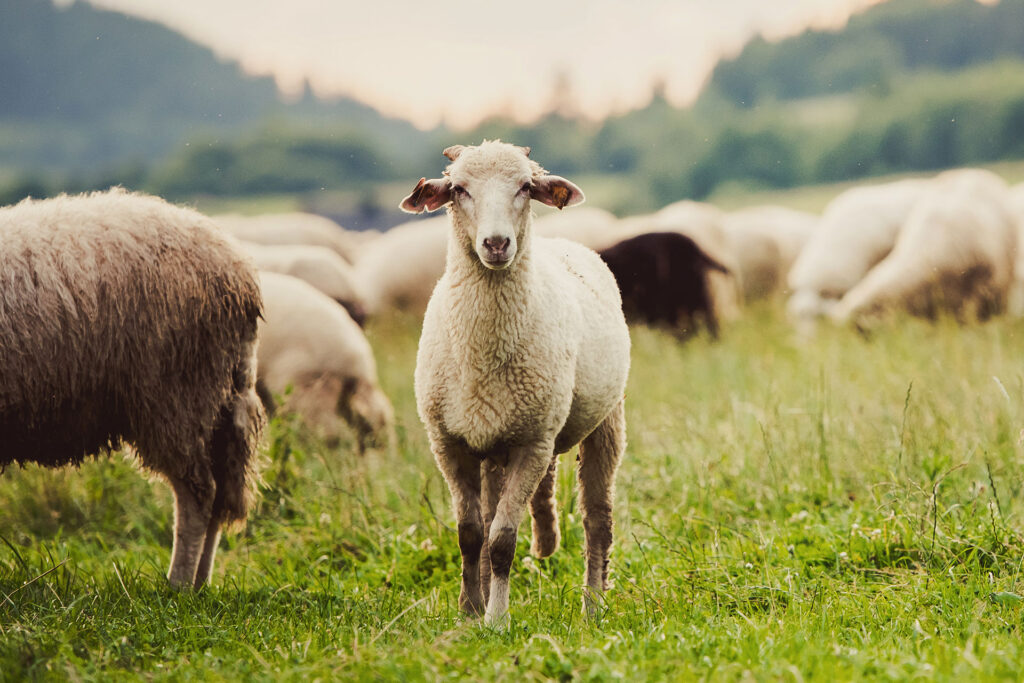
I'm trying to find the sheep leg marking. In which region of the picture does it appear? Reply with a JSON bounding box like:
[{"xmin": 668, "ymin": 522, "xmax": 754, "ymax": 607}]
[
  {"xmin": 578, "ymin": 399, "xmax": 625, "ymax": 616},
  {"xmin": 436, "ymin": 443, "xmax": 486, "ymax": 616},
  {"xmin": 528, "ymin": 453, "xmax": 561, "ymax": 558},
  {"xmin": 485, "ymin": 441, "xmax": 555, "ymax": 627},
  {"xmin": 479, "ymin": 459, "xmax": 504, "ymax": 603}
]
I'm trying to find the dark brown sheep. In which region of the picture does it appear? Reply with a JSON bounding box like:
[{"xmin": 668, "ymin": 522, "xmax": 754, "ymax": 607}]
[
  {"xmin": 0, "ymin": 188, "xmax": 265, "ymax": 589},
  {"xmin": 599, "ymin": 231, "xmax": 729, "ymax": 339}
]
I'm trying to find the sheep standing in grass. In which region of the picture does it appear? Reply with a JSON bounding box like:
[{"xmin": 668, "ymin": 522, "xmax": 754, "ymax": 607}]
[
  {"xmin": 0, "ymin": 188, "xmax": 265, "ymax": 589},
  {"xmin": 787, "ymin": 178, "xmax": 933, "ymax": 326},
  {"xmin": 402, "ymin": 142, "xmax": 630, "ymax": 626},
  {"xmin": 256, "ymin": 272, "xmax": 394, "ymax": 454},
  {"xmin": 831, "ymin": 169, "xmax": 1018, "ymax": 325}
]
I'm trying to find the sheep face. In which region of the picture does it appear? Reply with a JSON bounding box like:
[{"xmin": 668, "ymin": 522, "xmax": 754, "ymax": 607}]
[{"xmin": 399, "ymin": 141, "xmax": 584, "ymax": 271}]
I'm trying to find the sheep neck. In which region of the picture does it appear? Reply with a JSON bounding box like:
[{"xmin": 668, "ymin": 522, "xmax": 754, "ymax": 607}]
[{"xmin": 444, "ymin": 229, "xmax": 536, "ymax": 368}]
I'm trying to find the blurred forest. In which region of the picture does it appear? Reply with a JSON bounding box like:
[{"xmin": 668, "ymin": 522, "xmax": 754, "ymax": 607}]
[{"xmin": 3, "ymin": 0, "xmax": 1024, "ymax": 225}]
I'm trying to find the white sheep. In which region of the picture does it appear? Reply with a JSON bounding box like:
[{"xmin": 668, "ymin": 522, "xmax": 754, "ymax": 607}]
[
  {"xmin": 1, "ymin": 188, "xmax": 265, "ymax": 589},
  {"xmin": 216, "ymin": 212, "xmax": 374, "ymax": 264},
  {"xmin": 401, "ymin": 141, "xmax": 631, "ymax": 626},
  {"xmin": 831, "ymin": 168, "xmax": 1018, "ymax": 325},
  {"xmin": 240, "ymin": 242, "xmax": 370, "ymax": 324},
  {"xmin": 787, "ymin": 177, "xmax": 933, "ymax": 325},
  {"xmin": 352, "ymin": 215, "xmax": 450, "ymax": 316},
  {"xmin": 533, "ymin": 206, "xmax": 619, "ymax": 245},
  {"xmin": 721, "ymin": 205, "xmax": 818, "ymax": 300},
  {"xmin": 257, "ymin": 271, "xmax": 394, "ymax": 453},
  {"xmin": 1006, "ymin": 182, "xmax": 1024, "ymax": 315}
]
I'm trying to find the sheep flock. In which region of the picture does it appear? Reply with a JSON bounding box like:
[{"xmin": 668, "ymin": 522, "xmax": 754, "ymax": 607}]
[{"xmin": 4, "ymin": 148, "xmax": 1024, "ymax": 626}]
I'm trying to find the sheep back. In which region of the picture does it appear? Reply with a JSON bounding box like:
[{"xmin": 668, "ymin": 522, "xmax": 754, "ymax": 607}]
[{"xmin": 1, "ymin": 189, "xmax": 263, "ymax": 516}]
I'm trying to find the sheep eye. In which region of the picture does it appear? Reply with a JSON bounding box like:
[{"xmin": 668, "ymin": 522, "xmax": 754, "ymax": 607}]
[
  {"xmin": 518, "ymin": 183, "xmax": 532, "ymax": 196},
  {"xmin": 453, "ymin": 185, "xmax": 469, "ymax": 199}
]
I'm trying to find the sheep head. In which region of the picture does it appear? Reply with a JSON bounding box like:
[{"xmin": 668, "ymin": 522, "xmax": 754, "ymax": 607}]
[{"xmin": 399, "ymin": 141, "xmax": 584, "ymax": 271}]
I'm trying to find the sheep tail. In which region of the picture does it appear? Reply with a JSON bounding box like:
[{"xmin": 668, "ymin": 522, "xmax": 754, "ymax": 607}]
[{"xmin": 209, "ymin": 346, "xmax": 266, "ymax": 529}]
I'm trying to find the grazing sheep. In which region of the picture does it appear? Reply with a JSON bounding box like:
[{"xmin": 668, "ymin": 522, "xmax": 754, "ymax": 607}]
[
  {"xmin": 401, "ymin": 141, "xmax": 631, "ymax": 625},
  {"xmin": 787, "ymin": 178, "xmax": 933, "ymax": 325},
  {"xmin": 0, "ymin": 188, "xmax": 265, "ymax": 589},
  {"xmin": 216, "ymin": 212, "xmax": 372, "ymax": 264},
  {"xmin": 352, "ymin": 215, "xmax": 450, "ymax": 315},
  {"xmin": 257, "ymin": 272, "xmax": 394, "ymax": 454},
  {"xmin": 721, "ymin": 206, "xmax": 818, "ymax": 300},
  {"xmin": 831, "ymin": 169, "xmax": 1018, "ymax": 325},
  {"xmin": 599, "ymin": 231, "xmax": 729, "ymax": 338},
  {"xmin": 1006, "ymin": 182, "xmax": 1024, "ymax": 315},
  {"xmin": 533, "ymin": 206, "xmax": 619, "ymax": 244},
  {"xmin": 240, "ymin": 242, "xmax": 369, "ymax": 325}
]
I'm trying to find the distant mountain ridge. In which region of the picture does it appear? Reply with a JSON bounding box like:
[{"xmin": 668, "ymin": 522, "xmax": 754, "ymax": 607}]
[
  {"xmin": 704, "ymin": 0, "xmax": 1024, "ymax": 106},
  {"xmin": 0, "ymin": 0, "xmax": 425, "ymax": 171}
]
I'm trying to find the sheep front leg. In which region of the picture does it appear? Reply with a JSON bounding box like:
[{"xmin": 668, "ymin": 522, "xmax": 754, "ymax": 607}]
[
  {"xmin": 479, "ymin": 459, "xmax": 504, "ymax": 603},
  {"xmin": 167, "ymin": 474, "xmax": 215, "ymax": 589},
  {"xmin": 435, "ymin": 441, "xmax": 486, "ymax": 616},
  {"xmin": 485, "ymin": 441, "xmax": 555, "ymax": 627},
  {"xmin": 578, "ymin": 400, "xmax": 625, "ymax": 617}
]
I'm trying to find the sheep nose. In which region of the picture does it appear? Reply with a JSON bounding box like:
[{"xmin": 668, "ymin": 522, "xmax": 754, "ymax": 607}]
[{"xmin": 483, "ymin": 237, "xmax": 510, "ymax": 255}]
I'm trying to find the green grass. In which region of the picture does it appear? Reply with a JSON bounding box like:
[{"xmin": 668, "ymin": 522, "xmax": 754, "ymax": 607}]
[{"xmin": 5, "ymin": 306, "xmax": 1024, "ymax": 680}]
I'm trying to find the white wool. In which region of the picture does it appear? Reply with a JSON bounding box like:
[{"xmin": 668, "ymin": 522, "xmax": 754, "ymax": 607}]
[
  {"xmin": 240, "ymin": 242, "xmax": 368, "ymax": 313},
  {"xmin": 787, "ymin": 177, "xmax": 933, "ymax": 322},
  {"xmin": 722, "ymin": 205, "xmax": 818, "ymax": 300},
  {"xmin": 216, "ymin": 212, "xmax": 372, "ymax": 264},
  {"xmin": 533, "ymin": 206, "xmax": 619, "ymax": 244},
  {"xmin": 1006, "ymin": 182, "xmax": 1024, "ymax": 315},
  {"xmin": 257, "ymin": 271, "xmax": 393, "ymax": 452},
  {"xmin": 352, "ymin": 215, "xmax": 450, "ymax": 315},
  {"xmin": 831, "ymin": 168, "xmax": 1018, "ymax": 324},
  {"xmin": 407, "ymin": 141, "xmax": 630, "ymax": 625}
]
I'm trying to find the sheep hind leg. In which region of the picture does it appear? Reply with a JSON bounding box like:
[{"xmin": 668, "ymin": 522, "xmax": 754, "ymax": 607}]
[
  {"xmin": 528, "ymin": 453, "xmax": 560, "ymax": 558},
  {"xmin": 578, "ymin": 399, "xmax": 625, "ymax": 617},
  {"xmin": 166, "ymin": 468, "xmax": 215, "ymax": 589},
  {"xmin": 485, "ymin": 441, "xmax": 556, "ymax": 627},
  {"xmin": 195, "ymin": 384, "xmax": 265, "ymax": 589}
]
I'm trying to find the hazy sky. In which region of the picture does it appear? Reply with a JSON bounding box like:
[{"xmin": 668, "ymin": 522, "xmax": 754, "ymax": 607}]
[{"xmin": 82, "ymin": 0, "xmax": 890, "ymax": 129}]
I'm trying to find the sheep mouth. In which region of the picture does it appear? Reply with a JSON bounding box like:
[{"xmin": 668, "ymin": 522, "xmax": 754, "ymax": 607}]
[{"xmin": 481, "ymin": 255, "xmax": 513, "ymax": 269}]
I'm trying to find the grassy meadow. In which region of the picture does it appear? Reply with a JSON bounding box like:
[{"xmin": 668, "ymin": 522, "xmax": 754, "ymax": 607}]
[{"xmin": 4, "ymin": 302, "xmax": 1024, "ymax": 680}]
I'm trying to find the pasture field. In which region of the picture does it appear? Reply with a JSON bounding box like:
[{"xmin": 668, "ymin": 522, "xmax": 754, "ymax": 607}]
[{"xmin": 5, "ymin": 306, "xmax": 1024, "ymax": 680}]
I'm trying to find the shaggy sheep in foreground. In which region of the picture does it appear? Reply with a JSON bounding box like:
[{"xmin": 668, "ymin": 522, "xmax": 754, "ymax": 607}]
[
  {"xmin": 256, "ymin": 271, "xmax": 394, "ymax": 454},
  {"xmin": 0, "ymin": 188, "xmax": 265, "ymax": 589},
  {"xmin": 402, "ymin": 141, "xmax": 631, "ymax": 626}
]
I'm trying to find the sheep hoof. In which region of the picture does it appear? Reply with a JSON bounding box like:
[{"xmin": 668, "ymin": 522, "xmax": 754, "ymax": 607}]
[
  {"xmin": 483, "ymin": 609, "xmax": 510, "ymax": 630},
  {"xmin": 582, "ymin": 587, "xmax": 604, "ymax": 619}
]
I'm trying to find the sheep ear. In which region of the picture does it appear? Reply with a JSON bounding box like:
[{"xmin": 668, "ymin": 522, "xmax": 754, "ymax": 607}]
[
  {"xmin": 399, "ymin": 177, "xmax": 452, "ymax": 213},
  {"xmin": 517, "ymin": 146, "xmax": 531, "ymax": 157},
  {"xmin": 443, "ymin": 145, "xmax": 465, "ymax": 161},
  {"xmin": 530, "ymin": 175, "xmax": 584, "ymax": 210}
]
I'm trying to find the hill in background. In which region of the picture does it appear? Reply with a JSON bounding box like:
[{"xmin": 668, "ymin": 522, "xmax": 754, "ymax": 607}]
[{"xmin": 4, "ymin": 0, "xmax": 1024, "ymax": 221}]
